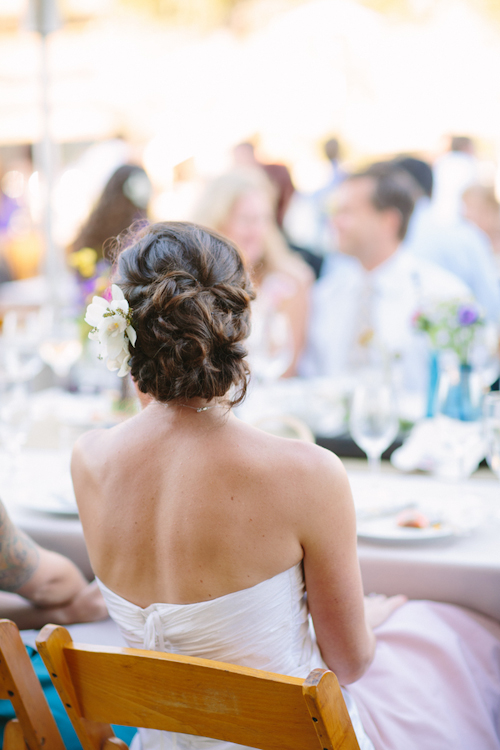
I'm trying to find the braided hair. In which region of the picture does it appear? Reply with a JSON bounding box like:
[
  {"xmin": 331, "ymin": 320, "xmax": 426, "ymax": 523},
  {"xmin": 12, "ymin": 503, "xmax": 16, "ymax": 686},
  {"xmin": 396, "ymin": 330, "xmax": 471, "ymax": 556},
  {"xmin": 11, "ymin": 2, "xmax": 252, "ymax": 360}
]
[{"xmin": 114, "ymin": 222, "xmax": 255, "ymax": 407}]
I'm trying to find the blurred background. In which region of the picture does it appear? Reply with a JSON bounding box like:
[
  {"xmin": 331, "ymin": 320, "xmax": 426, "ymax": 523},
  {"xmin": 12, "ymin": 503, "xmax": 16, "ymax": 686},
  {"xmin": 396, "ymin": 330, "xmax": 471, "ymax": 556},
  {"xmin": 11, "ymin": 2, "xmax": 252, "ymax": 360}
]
[
  {"xmin": 2, "ymin": 0, "xmax": 500, "ymax": 278},
  {"xmin": 0, "ymin": 0, "xmax": 500, "ymax": 480}
]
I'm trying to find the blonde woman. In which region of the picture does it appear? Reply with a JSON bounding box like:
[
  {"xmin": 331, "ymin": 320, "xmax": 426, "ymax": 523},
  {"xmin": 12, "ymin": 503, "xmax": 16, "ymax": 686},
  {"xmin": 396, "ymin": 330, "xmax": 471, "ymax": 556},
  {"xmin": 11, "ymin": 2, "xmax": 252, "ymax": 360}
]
[{"xmin": 193, "ymin": 168, "xmax": 313, "ymax": 376}]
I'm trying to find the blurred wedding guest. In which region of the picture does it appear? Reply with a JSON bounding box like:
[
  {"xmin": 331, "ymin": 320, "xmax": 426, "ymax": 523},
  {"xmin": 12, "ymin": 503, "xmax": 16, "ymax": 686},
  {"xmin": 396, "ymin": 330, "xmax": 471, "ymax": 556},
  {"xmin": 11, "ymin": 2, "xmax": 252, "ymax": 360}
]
[
  {"xmin": 320, "ymin": 137, "xmax": 347, "ymax": 195},
  {"xmin": 0, "ymin": 165, "xmax": 20, "ymax": 283},
  {"xmin": 462, "ymin": 184, "xmax": 500, "ymax": 261},
  {"xmin": 398, "ymin": 157, "xmax": 500, "ymax": 326},
  {"xmin": 299, "ymin": 164, "xmax": 471, "ymax": 412},
  {"xmin": 232, "ymin": 142, "xmax": 295, "ymax": 228},
  {"xmin": 69, "ymin": 165, "xmax": 152, "ymax": 263},
  {"xmin": 193, "ymin": 168, "xmax": 313, "ymax": 375},
  {"xmin": 0, "ymin": 498, "xmax": 106, "ymax": 630},
  {"xmin": 432, "ymin": 136, "xmax": 480, "ymax": 223},
  {"xmin": 308, "ymin": 137, "xmax": 348, "ymax": 256}
]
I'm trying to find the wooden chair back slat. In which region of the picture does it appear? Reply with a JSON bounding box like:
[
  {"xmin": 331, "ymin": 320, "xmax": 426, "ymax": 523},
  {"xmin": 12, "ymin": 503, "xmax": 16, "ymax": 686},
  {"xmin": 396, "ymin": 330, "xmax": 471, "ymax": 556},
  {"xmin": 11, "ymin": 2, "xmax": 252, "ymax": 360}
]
[
  {"xmin": 0, "ymin": 619, "xmax": 66, "ymax": 750},
  {"xmin": 35, "ymin": 624, "xmax": 115, "ymax": 750},
  {"xmin": 303, "ymin": 669, "xmax": 361, "ymax": 750},
  {"xmin": 3, "ymin": 719, "xmax": 26, "ymax": 750},
  {"xmin": 37, "ymin": 624, "xmax": 361, "ymax": 750}
]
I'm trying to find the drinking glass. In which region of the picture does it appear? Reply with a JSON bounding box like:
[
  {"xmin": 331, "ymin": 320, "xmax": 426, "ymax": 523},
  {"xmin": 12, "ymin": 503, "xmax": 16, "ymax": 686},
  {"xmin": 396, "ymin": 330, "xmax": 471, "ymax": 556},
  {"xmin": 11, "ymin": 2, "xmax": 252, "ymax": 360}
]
[
  {"xmin": 38, "ymin": 309, "xmax": 83, "ymax": 379},
  {"xmin": 483, "ymin": 391, "xmax": 500, "ymax": 479},
  {"xmin": 247, "ymin": 309, "xmax": 294, "ymax": 382},
  {"xmin": 0, "ymin": 310, "xmax": 44, "ymax": 383},
  {"xmin": 349, "ymin": 378, "xmax": 399, "ymax": 474},
  {"xmin": 0, "ymin": 382, "xmax": 32, "ymax": 485}
]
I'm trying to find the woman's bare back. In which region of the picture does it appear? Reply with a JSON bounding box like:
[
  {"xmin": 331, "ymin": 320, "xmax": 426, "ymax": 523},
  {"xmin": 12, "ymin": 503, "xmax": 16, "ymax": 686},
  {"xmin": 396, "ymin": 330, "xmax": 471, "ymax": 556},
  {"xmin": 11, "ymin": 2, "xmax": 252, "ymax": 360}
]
[{"xmin": 71, "ymin": 402, "xmax": 319, "ymax": 607}]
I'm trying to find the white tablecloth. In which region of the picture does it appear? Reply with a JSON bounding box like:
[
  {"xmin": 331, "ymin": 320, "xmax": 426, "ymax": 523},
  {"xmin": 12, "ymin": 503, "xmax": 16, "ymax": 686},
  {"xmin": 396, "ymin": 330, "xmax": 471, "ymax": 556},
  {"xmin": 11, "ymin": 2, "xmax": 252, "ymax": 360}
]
[{"xmin": 345, "ymin": 464, "xmax": 500, "ymax": 620}]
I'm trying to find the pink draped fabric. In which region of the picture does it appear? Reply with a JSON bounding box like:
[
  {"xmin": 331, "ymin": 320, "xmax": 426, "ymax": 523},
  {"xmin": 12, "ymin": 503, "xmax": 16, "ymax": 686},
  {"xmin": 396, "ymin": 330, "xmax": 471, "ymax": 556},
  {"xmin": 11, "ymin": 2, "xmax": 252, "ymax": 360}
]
[{"xmin": 349, "ymin": 601, "xmax": 500, "ymax": 750}]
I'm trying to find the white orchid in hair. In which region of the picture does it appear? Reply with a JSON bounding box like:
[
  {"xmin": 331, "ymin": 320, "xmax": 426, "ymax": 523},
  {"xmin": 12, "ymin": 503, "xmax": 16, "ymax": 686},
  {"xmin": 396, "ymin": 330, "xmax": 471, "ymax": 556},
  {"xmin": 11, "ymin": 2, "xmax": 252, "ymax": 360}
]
[{"xmin": 84, "ymin": 284, "xmax": 136, "ymax": 377}]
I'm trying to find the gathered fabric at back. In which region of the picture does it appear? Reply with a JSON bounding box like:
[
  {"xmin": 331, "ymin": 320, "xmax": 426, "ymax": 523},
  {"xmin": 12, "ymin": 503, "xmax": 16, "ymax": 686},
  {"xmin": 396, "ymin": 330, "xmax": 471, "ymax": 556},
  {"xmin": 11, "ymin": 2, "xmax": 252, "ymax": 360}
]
[{"xmin": 96, "ymin": 563, "xmax": 374, "ymax": 750}]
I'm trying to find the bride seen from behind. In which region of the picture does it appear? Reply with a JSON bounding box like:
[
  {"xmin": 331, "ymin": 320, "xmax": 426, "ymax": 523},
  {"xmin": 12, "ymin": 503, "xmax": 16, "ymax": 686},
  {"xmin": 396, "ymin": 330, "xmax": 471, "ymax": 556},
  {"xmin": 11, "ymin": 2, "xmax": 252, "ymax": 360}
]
[{"xmin": 72, "ymin": 222, "xmax": 500, "ymax": 750}]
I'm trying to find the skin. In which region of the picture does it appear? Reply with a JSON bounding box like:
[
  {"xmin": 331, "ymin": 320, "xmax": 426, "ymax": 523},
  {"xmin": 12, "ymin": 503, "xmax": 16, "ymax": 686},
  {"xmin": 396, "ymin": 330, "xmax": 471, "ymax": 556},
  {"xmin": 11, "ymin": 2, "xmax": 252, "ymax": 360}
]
[
  {"xmin": 332, "ymin": 177, "xmax": 402, "ymax": 270},
  {"xmin": 72, "ymin": 393, "xmax": 405, "ymax": 685},
  {"xmin": 462, "ymin": 191, "xmax": 500, "ymax": 253},
  {"xmin": 220, "ymin": 189, "xmax": 312, "ymax": 376},
  {"xmin": 220, "ymin": 190, "xmax": 274, "ymax": 272},
  {"xmin": 0, "ymin": 499, "xmax": 108, "ymax": 629}
]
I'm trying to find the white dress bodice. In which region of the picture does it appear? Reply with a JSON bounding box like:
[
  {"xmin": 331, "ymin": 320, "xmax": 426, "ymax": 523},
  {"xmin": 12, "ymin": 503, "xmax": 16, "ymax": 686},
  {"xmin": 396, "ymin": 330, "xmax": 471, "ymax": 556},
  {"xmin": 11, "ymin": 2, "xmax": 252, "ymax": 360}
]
[{"xmin": 96, "ymin": 563, "xmax": 374, "ymax": 750}]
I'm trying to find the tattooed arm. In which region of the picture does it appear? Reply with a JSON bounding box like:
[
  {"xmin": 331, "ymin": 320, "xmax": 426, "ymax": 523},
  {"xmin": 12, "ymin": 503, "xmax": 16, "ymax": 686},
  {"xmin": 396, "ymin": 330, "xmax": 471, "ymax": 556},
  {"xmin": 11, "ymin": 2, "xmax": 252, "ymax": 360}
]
[{"xmin": 0, "ymin": 500, "xmax": 107, "ymax": 629}]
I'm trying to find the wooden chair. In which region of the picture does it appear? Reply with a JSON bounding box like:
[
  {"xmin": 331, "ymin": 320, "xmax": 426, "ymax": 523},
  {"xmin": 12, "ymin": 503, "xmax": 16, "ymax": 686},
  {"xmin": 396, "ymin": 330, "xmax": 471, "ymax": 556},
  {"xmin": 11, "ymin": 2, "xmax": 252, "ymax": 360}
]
[
  {"xmin": 0, "ymin": 619, "xmax": 65, "ymax": 750},
  {"xmin": 36, "ymin": 623, "xmax": 361, "ymax": 750}
]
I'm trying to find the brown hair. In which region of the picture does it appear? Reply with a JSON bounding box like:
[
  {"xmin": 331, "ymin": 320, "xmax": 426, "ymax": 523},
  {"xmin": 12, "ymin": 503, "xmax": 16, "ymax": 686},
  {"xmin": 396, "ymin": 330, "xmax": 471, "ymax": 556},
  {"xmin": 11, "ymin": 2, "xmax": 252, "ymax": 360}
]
[
  {"xmin": 346, "ymin": 163, "xmax": 415, "ymax": 240},
  {"xmin": 70, "ymin": 165, "xmax": 151, "ymax": 261},
  {"xmin": 115, "ymin": 222, "xmax": 255, "ymax": 407}
]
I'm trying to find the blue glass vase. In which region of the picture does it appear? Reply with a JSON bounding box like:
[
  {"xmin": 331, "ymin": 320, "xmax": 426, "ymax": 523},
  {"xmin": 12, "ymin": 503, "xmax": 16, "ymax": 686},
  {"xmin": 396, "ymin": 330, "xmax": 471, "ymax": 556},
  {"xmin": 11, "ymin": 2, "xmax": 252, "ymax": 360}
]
[
  {"xmin": 426, "ymin": 350, "xmax": 440, "ymax": 418},
  {"xmin": 441, "ymin": 363, "xmax": 480, "ymax": 421}
]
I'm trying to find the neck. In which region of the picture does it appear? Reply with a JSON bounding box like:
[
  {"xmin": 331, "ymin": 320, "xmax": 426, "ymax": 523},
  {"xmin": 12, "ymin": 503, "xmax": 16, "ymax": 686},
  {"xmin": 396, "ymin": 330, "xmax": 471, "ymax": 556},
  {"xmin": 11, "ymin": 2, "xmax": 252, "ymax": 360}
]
[
  {"xmin": 151, "ymin": 398, "xmax": 225, "ymax": 415},
  {"xmin": 359, "ymin": 239, "xmax": 399, "ymax": 271}
]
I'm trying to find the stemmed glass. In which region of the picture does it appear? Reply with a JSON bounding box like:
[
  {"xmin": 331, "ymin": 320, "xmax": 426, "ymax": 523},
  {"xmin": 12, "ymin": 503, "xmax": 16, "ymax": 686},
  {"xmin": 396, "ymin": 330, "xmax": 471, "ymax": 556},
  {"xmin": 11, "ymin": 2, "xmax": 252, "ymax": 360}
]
[
  {"xmin": 0, "ymin": 310, "xmax": 44, "ymax": 384},
  {"xmin": 349, "ymin": 376, "xmax": 399, "ymax": 475},
  {"xmin": 0, "ymin": 310, "xmax": 42, "ymax": 487},
  {"xmin": 483, "ymin": 392, "xmax": 500, "ymax": 479},
  {"xmin": 38, "ymin": 308, "xmax": 83, "ymax": 380},
  {"xmin": 0, "ymin": 383, "xmax": 32, "ymax": 476},
  {"xmin": 247, "ymin": 309, "xmax": 294, "ymax": 382}
]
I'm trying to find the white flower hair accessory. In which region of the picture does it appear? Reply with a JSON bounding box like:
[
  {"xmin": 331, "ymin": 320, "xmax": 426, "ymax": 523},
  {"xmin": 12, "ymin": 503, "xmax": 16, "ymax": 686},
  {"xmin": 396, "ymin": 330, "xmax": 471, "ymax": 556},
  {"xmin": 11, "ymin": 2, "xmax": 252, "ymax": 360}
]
[{"xmin": 84, "ymin": 284, "xmax": 136, "ymax": 377}]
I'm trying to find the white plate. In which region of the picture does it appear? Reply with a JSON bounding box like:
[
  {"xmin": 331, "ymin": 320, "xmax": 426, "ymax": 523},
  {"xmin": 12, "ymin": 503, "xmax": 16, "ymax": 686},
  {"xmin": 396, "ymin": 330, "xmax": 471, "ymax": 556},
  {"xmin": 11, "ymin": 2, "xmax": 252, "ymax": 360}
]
[{"xmin": 357, "ymin": 516, "xmax": 455, "ymax": 544}]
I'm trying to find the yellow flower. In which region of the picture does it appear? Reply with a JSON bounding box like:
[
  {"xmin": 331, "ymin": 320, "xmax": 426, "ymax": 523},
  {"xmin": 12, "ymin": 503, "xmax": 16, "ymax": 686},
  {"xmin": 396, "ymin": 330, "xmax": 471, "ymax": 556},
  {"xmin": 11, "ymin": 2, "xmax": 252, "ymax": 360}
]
[{"xmin": 68, "ymin": 247, "xmax": 98, "ymax": 278}]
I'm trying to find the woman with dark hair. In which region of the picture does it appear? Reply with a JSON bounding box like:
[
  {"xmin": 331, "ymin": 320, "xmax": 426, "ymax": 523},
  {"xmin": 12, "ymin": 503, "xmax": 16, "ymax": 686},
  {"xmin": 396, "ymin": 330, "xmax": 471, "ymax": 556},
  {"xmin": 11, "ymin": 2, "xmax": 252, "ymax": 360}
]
[
  {"xmin": 74, "ymin": 222, "xmax": 500, "ymax": 750},
  {"xmin": 70, "ymin": 165, "xmax": 152, "ymax": 262}
]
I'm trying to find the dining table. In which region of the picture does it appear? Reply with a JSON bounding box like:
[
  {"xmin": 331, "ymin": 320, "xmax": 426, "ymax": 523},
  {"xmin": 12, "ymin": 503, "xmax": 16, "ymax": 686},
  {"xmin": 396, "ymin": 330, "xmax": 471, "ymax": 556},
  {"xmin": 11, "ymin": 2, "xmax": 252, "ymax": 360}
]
[
  {"xmin": 344, "ymin": 459, "xmax": 500, "ymax": 621},
  {"xmin": 2, "ymin": 444, "xmax": 499, "ymax": 625}
]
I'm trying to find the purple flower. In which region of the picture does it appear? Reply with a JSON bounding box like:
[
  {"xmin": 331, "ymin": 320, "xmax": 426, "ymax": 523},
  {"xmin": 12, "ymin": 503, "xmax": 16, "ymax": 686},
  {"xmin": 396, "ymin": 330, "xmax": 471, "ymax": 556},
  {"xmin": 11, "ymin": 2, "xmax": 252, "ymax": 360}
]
[{"xmin": 457, "ymin": 304, "xmax": 479, "ymax": 326}]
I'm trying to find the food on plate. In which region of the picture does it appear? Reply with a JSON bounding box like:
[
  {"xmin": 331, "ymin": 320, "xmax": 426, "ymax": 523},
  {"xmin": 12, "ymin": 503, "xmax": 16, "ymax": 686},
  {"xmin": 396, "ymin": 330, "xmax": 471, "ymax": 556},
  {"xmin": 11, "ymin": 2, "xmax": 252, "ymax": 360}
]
[{"xmin": 396, "ymin": 509, "xmax": 442, "ymax": 529}]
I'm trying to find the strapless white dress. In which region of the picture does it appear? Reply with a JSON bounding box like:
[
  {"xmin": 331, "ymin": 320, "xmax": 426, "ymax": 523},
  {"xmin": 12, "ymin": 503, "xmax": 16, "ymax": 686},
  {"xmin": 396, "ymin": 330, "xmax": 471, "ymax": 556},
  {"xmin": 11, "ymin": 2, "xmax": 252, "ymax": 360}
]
[{"xmin": 96, "ymin": 563, "xmax": 375, "ymax": 750}]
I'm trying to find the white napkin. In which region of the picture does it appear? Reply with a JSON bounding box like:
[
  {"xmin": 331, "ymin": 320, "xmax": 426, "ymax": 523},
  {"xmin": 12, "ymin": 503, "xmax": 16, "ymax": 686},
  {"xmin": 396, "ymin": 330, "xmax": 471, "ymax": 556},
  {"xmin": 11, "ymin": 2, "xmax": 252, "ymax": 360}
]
[{"xmin": 391, "ymin": 416, "xmax": 486, "ymax": 480}]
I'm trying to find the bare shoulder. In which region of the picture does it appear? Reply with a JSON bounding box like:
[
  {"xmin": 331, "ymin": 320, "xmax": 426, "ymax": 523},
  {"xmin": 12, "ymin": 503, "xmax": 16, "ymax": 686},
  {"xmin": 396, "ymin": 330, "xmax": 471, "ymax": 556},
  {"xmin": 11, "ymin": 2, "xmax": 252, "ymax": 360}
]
[
  {"xmin": 72, "ymin": 410, "xmax": 140, "ymax": 467},
  {"xmin": 71, "ymin": 426, "xmax": 109, "ymax": 477},
  {"xmin": 277, "ymin": 438, "xmax": 349, "ymax": 499},
  {"xmin": 238, "ymin": 420, "xmax": 349, "ymax": 503},
  {"xmin": 71, "ymin": 420, "xmax": 126, "ymax": 494}
]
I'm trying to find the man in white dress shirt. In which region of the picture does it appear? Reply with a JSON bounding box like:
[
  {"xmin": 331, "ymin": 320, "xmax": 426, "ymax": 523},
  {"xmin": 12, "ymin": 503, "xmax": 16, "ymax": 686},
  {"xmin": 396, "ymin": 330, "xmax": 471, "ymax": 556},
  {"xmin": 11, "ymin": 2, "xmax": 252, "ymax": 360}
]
[{"xmin": 299, "ymin": 164, "xmax": 471, "ymax": 416}]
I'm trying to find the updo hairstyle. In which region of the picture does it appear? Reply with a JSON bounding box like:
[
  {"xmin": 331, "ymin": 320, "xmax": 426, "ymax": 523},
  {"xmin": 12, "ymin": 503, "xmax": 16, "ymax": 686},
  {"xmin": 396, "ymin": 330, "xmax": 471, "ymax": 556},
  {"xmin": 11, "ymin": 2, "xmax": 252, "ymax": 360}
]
[{"xmin": 115, "ymin": 222, "xmax": 255, "ymax": 406}]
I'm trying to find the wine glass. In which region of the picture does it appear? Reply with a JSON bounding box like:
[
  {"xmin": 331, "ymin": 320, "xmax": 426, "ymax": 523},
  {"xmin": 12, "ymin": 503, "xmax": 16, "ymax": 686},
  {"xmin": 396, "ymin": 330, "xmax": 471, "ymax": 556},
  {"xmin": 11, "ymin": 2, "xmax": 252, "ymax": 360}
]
[
  {"xmin": 349, "ymin": 377, "xmax": 399, "ymax": 475},
  {"xmin": 0, "ymin": 382, "xmax": 32, "ymax": 486},
  {"xmin": 38, "ymin": 308, "xmax": 83, "ymax": 380},
  {"xmin": 247, "ymin": 309, "xmax": 294, "ymax": 382},
  {"xmin": 0, "ymin": 310, "xmax": 44, "ymax": 383},
  {"xmin": 483, "ymin": 392, "xmax": 500, "ymax": 479}
]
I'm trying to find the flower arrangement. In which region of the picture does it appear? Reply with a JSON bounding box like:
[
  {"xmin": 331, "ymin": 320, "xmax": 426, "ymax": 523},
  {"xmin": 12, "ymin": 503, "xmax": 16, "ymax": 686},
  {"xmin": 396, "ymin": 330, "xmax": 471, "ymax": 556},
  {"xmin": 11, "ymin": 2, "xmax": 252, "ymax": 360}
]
[
  {"xmin": 68, "ymin": 248, "xmax": 111, "ymax": 311},
  {"xmin": 84, "ymin": 285, "xmax": 136, "ymax": 377},
  {"xmin": 413, "ymin": 299, "xmax": 485, "ymax": 364}
]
